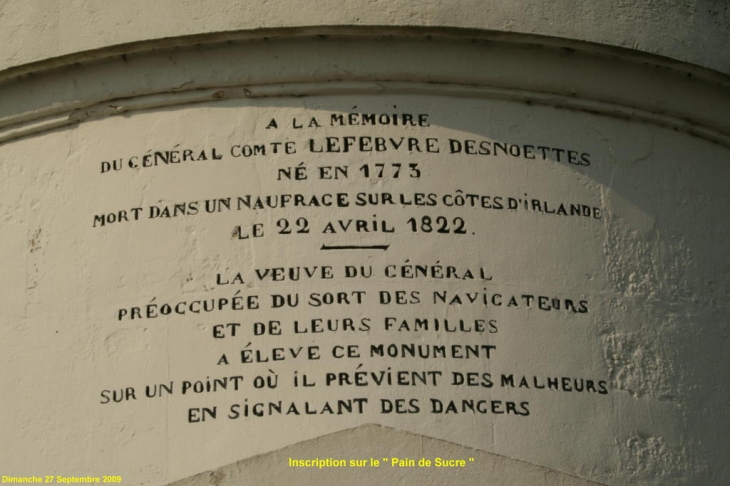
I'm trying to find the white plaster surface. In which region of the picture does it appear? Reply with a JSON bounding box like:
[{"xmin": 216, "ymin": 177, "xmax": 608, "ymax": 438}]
[
  {"xmin": 1, "ymin": 4, "xmax": 729, "ymax": 486},
  {"xmin": 0, "ymin": 1, "xmax": 729, "ymax": 75},
  {"xmin": 169, "ymin": 424, "xmax": 608, "ymax": 485},
  {"xmin": 0, "ymin": 89, "xmax": 728, "ymax": 485}
]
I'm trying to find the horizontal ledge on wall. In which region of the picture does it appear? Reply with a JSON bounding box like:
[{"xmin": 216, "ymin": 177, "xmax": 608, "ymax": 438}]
[
  {"xmin": 1, "ymin": 33, "xmax": 728, "ymax": 148},
  {"xmin": 2, "ymin": 26, "xmax": 730, "ymax": 85},
  {"xmin": 1, "ymin": 80, "xmax": 729, "ymax": 149}
]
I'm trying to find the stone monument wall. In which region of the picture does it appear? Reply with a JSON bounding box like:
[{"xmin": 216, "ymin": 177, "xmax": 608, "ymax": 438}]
[{"xmin": 1, "ymin": 2, "xmax": 728, "ymax": 485}]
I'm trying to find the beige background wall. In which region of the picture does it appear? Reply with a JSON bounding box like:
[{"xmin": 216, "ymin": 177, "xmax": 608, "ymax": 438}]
[
  {"xmin": 2, "ymin": 0, "xmax": 730, "ymax": 75},
  {"xmin": 1, "ymin": 2, "xmax": 729, "ymax": 486}
]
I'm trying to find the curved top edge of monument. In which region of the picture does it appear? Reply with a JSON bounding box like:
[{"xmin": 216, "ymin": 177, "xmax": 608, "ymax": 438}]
[{"xmin": 1, "ymin": 0, "xmax": 729, "ymax": 76}]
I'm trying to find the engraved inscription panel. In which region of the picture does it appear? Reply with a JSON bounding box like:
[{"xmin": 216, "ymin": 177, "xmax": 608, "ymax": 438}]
[{"xmin": 2, "ymin": 93, "xmax": 726, "ymax": 485}]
